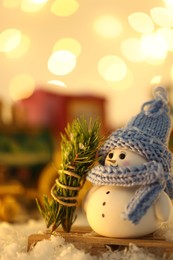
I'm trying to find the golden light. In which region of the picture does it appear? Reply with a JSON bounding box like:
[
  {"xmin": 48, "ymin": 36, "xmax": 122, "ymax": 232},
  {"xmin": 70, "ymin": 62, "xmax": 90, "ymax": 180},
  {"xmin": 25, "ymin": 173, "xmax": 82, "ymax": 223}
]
[
  {"xmin": 170, "ymin": 64, "xmax": 173, "ymax": 81},
  {"xmin": 128, "ymin": 12, "xmax": 154, "ymax": 33},
  {"xmin": 21, "ymin": 0, "xmax": 48, "ymax": 12},
  {"xmin": 50, "ymin": 0, "xmax": 79, "ymax": 17},
  {"xmin": 5, "ymin": 34, "xmax": 30, "ymax": 58},
  {"xmin": 52, "ymin": 38, "xmax": 81, "ymax": 57},
  {"xmin": 2, "ymin": 0, "xmax": 21, "ymax": 8},
  {"xmin": 98, "ymin": 55, "xmax": 127, "ymax": 82},
  {"xmin": 150, "ymin": 75, "xmax": 162, "ymax": 85},
  {"xmin": 107, "ymin": 69, "xmax": 133, "ymax": 91},
  {"xmin": 0, "ymin": 29, "xmax": 22, "ymax": 52},
  {"xmin": 150, "ymin": 7, "xmax": 173, "ymax": 28},
  {"xmin": 141, "ymin": 33, "xmax": 168, "ymax": 62},
  {"xmin": 9, "ymin": 74, "xmax": 35, "ymax": 101},
  {"xmin": 48, "ymin": 50, "xmax": 76, "ymax": 76},
  {"xmin": 163, "ymin": 0, "xmax": 173, "ymax": 8},
  {"xmin": 145, "ymin": 58, "xmax": 166, "ymax": 66},
  {"xmin": 94, "ymin": 16, "xmax": 123, "ymax": 38},
  {"xmin": 45, "ymin": 80, "xmax": 67, "ymax": 93},
  {"xmin": 121, "ymin": 38, "xmax": 145, "ymax": 62},
  {"xmin": 157, "ymin": 28, "xmax": 173, "ymax": 52},
  {"xmin": 47, "ymin": 80, "xmax": 66, "ymax": 88},
  {"xmin": 31, "ymin": 0, "xmax": 48, "ymax": 3}
]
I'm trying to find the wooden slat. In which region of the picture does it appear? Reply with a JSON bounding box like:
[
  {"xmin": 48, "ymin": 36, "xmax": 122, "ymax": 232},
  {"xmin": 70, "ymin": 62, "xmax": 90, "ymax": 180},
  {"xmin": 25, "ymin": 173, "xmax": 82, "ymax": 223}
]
[{"xmin": 27, "ymin": 226, "xmax": 173, "ymax": 256}]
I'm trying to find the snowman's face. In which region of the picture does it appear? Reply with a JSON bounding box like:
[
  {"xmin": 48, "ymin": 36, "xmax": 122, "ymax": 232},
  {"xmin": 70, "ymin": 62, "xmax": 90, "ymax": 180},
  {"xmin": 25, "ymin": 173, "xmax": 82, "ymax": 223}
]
[{"xmin": 105, "ymin": 148, "xmax": 147, "ymax": 168}]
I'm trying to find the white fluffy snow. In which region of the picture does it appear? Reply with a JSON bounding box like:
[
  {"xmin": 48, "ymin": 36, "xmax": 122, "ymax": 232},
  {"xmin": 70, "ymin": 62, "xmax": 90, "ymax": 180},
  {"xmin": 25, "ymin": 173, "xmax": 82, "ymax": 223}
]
[{"xmin": 1, "ymin": 215, "xmax": 173, "ymax": 260}]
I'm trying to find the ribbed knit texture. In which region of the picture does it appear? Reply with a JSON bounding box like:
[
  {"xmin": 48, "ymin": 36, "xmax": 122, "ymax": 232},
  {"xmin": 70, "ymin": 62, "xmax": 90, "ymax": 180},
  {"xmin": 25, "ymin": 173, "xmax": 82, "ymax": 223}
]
[
  {"xmin": 87, "ymin": 161, "xmax": 171, "ymax": 224},
  {"xmin": 87, "ymin": 86, "xmax": 173, "ymax": 224}
]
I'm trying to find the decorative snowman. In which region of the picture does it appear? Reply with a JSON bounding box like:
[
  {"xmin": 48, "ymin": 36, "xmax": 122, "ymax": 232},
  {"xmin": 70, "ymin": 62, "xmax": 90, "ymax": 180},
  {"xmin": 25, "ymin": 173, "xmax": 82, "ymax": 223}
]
[{"xmin": 83, "ymin": 86, "xmax": 173, "ymax": 238}]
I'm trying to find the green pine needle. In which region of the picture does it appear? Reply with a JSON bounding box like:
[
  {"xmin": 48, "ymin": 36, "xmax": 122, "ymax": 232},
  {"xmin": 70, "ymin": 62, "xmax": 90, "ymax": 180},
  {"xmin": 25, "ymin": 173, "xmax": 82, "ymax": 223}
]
[{"xmin": 37, "ymin": 117, "xmax": 102, "ymax": 232}]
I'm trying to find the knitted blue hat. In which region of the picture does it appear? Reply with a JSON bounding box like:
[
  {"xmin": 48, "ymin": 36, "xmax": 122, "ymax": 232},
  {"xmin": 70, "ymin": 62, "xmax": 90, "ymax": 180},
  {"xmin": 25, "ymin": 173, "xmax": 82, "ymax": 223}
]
[
  {"xmin": 99, "ymin": 86, "xmax": 172, "ymax": 176},
  {"xmin": 87, "ymin": 86, "xmax": 173, "ymax": 224}
]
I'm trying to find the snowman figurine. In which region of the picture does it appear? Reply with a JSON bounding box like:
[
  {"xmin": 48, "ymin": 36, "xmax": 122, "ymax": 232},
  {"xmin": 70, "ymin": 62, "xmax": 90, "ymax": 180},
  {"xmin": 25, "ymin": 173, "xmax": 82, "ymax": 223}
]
[{"xmin": 83, "ymin": 86, "xmax": 173, "ymax": 238}]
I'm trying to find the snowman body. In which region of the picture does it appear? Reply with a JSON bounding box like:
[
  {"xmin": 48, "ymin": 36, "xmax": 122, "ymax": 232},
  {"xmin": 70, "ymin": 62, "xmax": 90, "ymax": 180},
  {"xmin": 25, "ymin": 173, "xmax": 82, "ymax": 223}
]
[
  {"xmin": 85, "ymin": 185, "xmax": 172, "ymax": 238},
  {"xmin": 84, "ymin": 148, "xmax": 173, "ymax": 238}
]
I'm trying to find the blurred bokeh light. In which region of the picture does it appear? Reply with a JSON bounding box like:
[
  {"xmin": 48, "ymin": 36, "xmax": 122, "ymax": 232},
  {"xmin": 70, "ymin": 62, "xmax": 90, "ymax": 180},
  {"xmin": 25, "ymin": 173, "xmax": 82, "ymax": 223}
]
[{"xmin": 9, "ymin": 74, "xmax": 35, "ymax": 101}]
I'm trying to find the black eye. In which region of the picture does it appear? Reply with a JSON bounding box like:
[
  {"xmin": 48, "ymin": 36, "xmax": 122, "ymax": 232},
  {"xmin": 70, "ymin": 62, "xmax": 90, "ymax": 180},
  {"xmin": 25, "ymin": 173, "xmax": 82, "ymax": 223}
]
[
  {"xmin": 108, "ymin": 152, "xmax": 113, "ymax": 159},
  {"xmin": 119, "ymin": 153, "xmax": 126, "ymax": 160}
]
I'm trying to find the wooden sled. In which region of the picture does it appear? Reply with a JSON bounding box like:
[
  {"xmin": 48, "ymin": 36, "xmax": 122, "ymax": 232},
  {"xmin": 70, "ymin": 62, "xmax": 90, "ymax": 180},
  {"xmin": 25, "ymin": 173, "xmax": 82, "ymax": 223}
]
[{"xmin": 27, "ymin": 226, "xmax": 173, "ymax": 257}]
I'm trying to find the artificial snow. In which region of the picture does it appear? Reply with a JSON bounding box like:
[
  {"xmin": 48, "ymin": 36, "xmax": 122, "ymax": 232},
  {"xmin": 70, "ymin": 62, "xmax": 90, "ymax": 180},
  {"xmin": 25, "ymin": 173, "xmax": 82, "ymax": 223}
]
[{"xmin": 1, "ymin": 216, "xmax": 173, "ymax": 260}]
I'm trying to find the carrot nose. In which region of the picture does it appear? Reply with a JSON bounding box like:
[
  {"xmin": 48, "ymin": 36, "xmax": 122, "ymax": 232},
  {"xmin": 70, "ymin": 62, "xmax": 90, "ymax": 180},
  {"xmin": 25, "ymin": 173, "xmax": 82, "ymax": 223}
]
[{"xmin": 107, "ymin": 159, "xmax": 116, "ymax": 163}]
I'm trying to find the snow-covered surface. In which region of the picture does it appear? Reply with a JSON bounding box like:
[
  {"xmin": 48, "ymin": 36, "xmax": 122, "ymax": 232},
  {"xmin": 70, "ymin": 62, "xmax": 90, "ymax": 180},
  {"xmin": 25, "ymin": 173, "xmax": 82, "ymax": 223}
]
[{"xmin": 1, "ymin": 214, "xmax": 173, "ymax": 260}]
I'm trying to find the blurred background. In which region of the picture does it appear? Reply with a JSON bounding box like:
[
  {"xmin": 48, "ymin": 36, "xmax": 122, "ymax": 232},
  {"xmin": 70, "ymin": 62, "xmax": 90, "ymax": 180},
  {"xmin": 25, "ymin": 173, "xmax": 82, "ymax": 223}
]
[{"xmin": 0, "ymin": 0, "xmax": 173, "ymax": 223}]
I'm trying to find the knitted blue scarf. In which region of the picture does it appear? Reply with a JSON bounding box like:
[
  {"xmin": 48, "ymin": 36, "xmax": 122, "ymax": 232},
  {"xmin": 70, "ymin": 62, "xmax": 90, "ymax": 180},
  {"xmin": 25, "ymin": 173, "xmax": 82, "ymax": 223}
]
[{"xmin": 87, "ymin": 161, "xmax": 173, "ymax": 224}]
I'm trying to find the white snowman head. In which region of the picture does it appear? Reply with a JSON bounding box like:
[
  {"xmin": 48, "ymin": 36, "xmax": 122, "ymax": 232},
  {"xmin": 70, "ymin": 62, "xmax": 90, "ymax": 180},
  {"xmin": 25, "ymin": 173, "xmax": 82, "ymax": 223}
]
[
  {"xmin": 105, "ymin": 148, "xmax": 147, "ymax": 167},
  {"xmin": 85, "ymin": 87, "xmax": 173, "ymax": 236},
  {"xmin": 98, "ymin": 87, "xmax": 172, "ymax": 176}
]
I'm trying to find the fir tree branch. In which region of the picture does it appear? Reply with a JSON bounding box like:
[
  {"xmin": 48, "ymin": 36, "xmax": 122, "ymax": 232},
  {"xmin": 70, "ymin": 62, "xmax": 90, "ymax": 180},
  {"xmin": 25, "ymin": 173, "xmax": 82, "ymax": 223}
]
[{"xmin": 37, "ymin": 117, "xmax": 102, "ymax": 232}]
